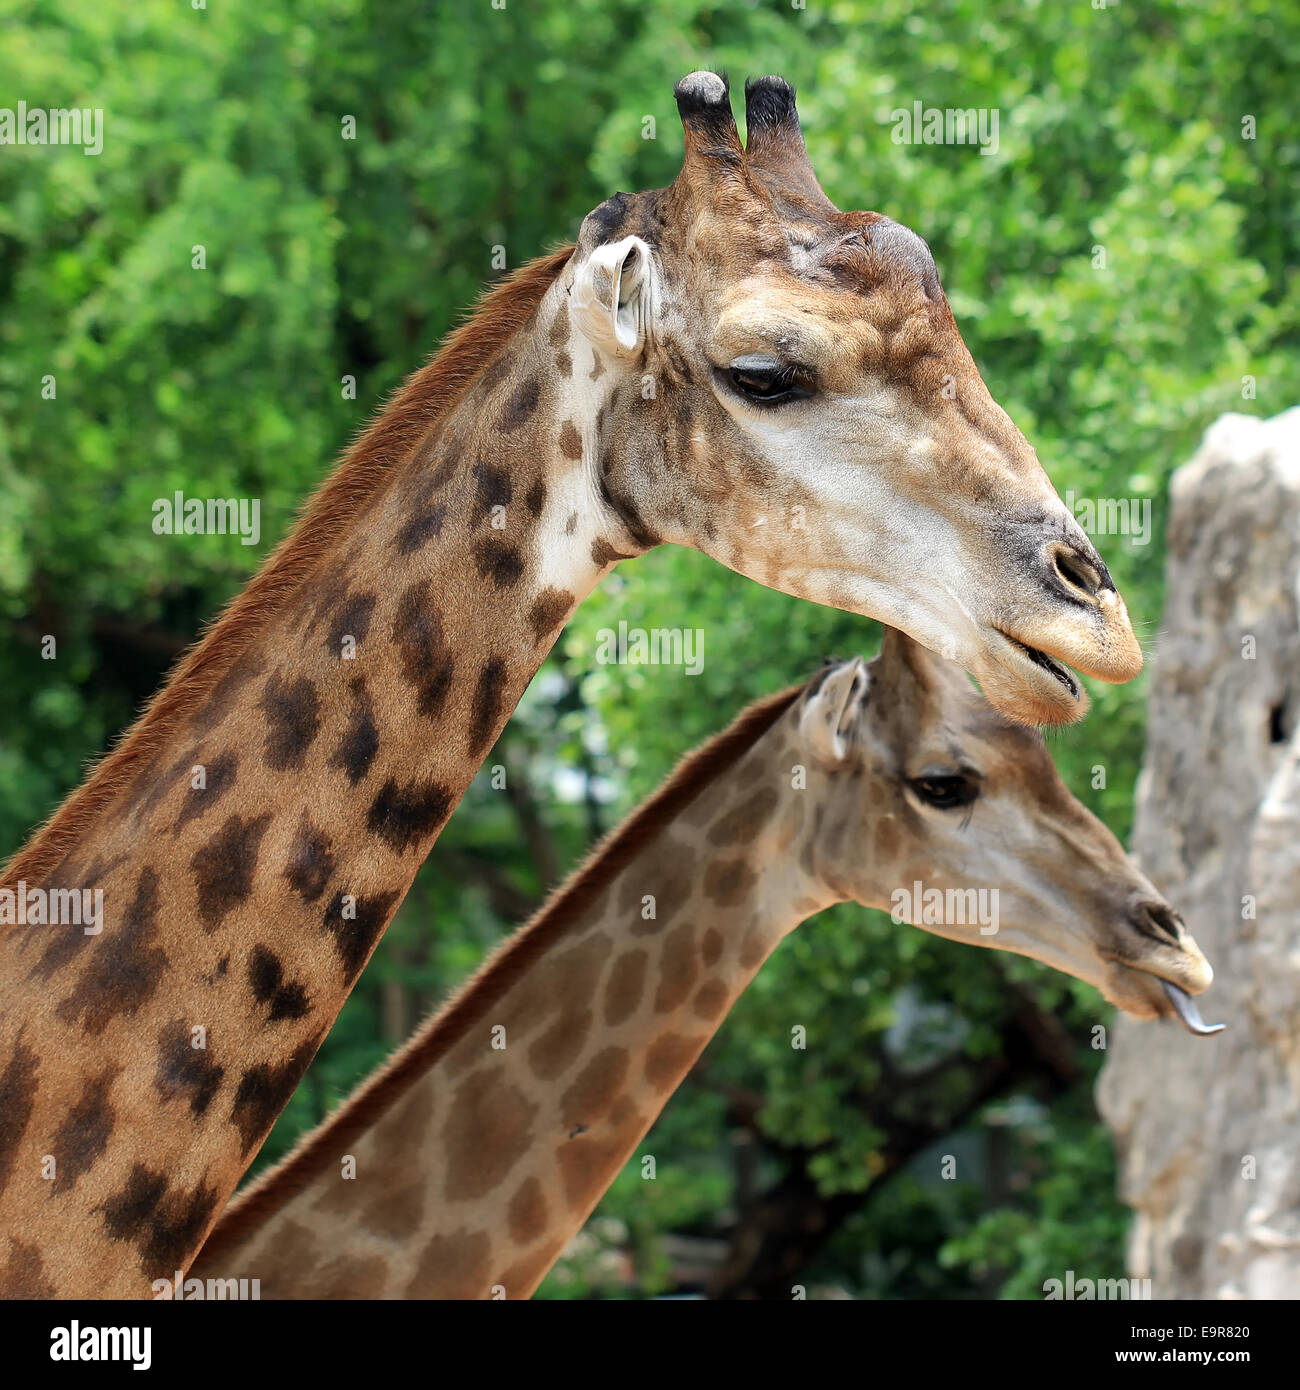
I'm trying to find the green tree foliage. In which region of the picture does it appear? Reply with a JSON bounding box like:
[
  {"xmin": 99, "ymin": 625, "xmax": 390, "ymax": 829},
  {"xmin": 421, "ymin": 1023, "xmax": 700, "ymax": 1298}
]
[{"xmin": 2, "ymin": 0, "xmax": 1295, "ymax": 1297}]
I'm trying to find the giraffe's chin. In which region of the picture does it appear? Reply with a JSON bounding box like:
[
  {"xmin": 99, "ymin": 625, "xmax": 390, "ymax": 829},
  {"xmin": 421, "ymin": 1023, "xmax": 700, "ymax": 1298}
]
[{"xmin": 976, "ymin": 632, "xmax": 1090, "ymax": 727}]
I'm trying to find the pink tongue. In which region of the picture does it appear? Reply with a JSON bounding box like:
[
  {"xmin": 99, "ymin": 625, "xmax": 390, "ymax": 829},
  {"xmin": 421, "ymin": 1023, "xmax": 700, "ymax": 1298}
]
[{"xmin": 1160, "ymin": 980, "xmax": 1226, "ymax": 1036}]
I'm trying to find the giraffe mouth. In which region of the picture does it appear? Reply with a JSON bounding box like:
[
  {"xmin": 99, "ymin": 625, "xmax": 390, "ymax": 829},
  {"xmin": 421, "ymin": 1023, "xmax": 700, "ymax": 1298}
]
[
  {"xmin": 1110, "ymin": 957, "xmax": 1224, "ymax": 1035},
  {"xmin": 996, "ymin": 631, "xmax": 1081, "ymax": 701},
  {"xmin": 1157, "ymin": 979, "xmax": 1226, "ymax": 1036}
]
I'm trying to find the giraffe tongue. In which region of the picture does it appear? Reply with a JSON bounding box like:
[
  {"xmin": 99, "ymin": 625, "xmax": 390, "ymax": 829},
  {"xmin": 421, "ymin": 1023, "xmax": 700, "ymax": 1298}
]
[{"xmin": 1160, "ymin": 980, "xmax": 1226, "ymax": 1037}]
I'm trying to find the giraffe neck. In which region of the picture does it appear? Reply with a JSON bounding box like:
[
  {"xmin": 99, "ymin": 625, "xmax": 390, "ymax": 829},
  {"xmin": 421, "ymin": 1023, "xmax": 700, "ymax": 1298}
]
[
  {"xmin": 192, "ymin": 692, "xmax": 840, "ymax": 1299},
  {"xmin": 0, "ymin": 247, "xmax": 646, "ymax": 1298}
]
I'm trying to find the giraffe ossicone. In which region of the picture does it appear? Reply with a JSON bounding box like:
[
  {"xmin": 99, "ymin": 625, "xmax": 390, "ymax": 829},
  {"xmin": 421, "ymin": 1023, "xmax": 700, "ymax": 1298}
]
[
  {"xmin": 1, "ymin": 69, "xmax": 1139, "ymax": 1298},
  {"xmin": 192, "ymin": 629, "xmax": 1214, "ymax": 1301}
]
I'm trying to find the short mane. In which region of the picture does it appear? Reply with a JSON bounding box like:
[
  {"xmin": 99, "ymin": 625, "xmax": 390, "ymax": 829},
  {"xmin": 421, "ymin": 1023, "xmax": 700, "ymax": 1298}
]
[
  {"xmin": 195, "ymin": 677, "xmax": 805, "ymax": 1266},
  {"xmin": 3, "ymin": 244, "xmax": 576, "ymax": 887}
]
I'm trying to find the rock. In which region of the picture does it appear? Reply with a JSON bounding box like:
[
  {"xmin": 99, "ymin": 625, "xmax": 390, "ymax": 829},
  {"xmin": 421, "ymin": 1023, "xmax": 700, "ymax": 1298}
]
[{"xmin": 1096, "ymin": 407, "xmax": 1300, "ymax": 1298}]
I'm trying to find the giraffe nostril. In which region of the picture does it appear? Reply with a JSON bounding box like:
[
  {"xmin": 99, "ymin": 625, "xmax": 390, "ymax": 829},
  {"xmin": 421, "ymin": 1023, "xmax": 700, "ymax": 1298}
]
[
  {"xmin": 1051, "ymin": 545, "xmax": 1103, "ymax": 601},
  {"xmin": 1131, "ymin": 901, "xmax": 1185, "ymax": 947}
]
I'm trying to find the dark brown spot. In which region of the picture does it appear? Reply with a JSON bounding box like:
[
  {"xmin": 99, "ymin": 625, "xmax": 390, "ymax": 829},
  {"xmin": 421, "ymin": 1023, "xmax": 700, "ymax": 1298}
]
[
  {"xmin": 559, "ymin": 420, "xmax": 583, "ymax": 460},
  {"xmin": 693, "ymin": 978, "xmax": 731, "ymax": 1020},
  {"xmin": 499, "ymin": 376, "xmax": 540, "ymax": 431},
  {"xmin": 362, "ymin": 1180, "xmax": 427, "ymax": 1240},
  {"xmin": 190, "ymin": 813, "xmax": 273, "ymax": 931},
  {"xmin": 394, "ymin": 505, "xmax": 447, "ymax": 555},
  {"xmin": 283, "ymin": 812, "xmax": 335, "ymax": 902},
  {"xmin": 443, "ymin": 1069, "xmax": 537, "ymax": 1201},
  {"xmin": 57, "ymin": 866, "xmax": 169, "ymax": 1033},
  {"xmin": 237, "ymin": 1217, "xmax": 317, "ymax": 1291},
  {"xmin": 560, "ymin": 1047, "xmax": 630, "ymax": 1130},
  {"xmin": 0, "ymin": 1239, "xmax": 55, "ymax": 1298},
  {"xmin": 701, "ymin": 928, "xmax": 723, "ymax": 965},
  {"xmin": 528, "ymin": 1009, "xmax": 593, "ymax": 1081},
  {"xmin": 474, "ymin": 537, "xmax": 526, "ymax": 588},
  {"xmin": 229, "ymin": 1029, "xmax": 327, "ymax": 1154},
  {"xmin": 330, "ymin": 677, "xmax": 380, "ymax": 786},
  {"xmin": 173, "ymin": 750, "xmax": 239, "ymax": 834},
  {"xmin": 507, "ymin": 1177, "xmax": 549, "ymax": 1245},
  {"xmin": 322, "ymin": 888, "xmax": 400, "ymax": 982},
  {"xmin": 527, "ymin": 587, "xmax": 574, "ymax": 645},
  {"xmin": 703, "ymin": 857, "xmax": 757, "ymax": 907},
  {"xmin": 50, "ymin": 1065, "xmax": 119, "ymax": 1193},
  {"xmin": 739, "ymin": 918, "xmax": 770, "ymax": 968},
  {"xmin": 260, "ymin": 673, "xmax": 321, "ymax": 771},
  {"xmin": 654, "ymin": 922, "xmax": 699, "ymax": 1012},
  {"xmin": 0, "ymin": 1035, "xmax": 40, "ymax": 1200},
  {"xmin": 302, "ymin": 564, "xmax": 355, "ymax": 639},
  {"xmin": 525, "ymin": 476, "xmax": 546, "ymax": 517},
  {"xmin": 591, "ymin": 538, "xmax": 633, "ymax": 567},
  {"xmin": 603, "ymin": 949, "xmax": 647, "ymax": 1027},
  {"xmin": 375, "ymin": 1085, "xmax": 434, "ymax": 1152},
  {"xmin": 154, "ymin": 1020, "xmax": 223, "ymax": 1117},
  {"xmin": 708, "ymin": 787, "xmax": 779, "ymax": 847},
  {"xmin": 98, "ymin": 1165, "xmax": 222, "ymax": 1279},
  {"xmin": 557, "ymin": 1116, "xmax": 643, "ymax": 1210},
  {"xmin": 502, "ymin": 935, "xmax": 612, "ymax": 1046},
  {"xmin": 620, "ymin": 845, "xmax": 695, "ymax": 935},
  {"xmin": 555, "ymin": 349, "xmax": 572, "ymax": 377},
  {"xmin": 468, "ymin": 657, "xmax": 508, "ymax": 758},
  {"xmin": 472, "ymin": 461, "xmax": 512, "ymax": 525},
  {"xmin": 248, "ymin": 945, "xmax": 312, "ymax": 1022},
  {"xmin": 548, "ymin": 307, "xmax": 570, "ymax": 347},
  {"xmin": 392, "ymin": 579, "xmax": 455, "ymax": 720},
  {"xmin": 367, "ymin": 777, "xmax": 454, "ymax": 853},
  {"xmin": 327, "ymin": 590, "xmax": 378, "ymax": 654},
  {"xmin": 644, "ymin": 1033, "xmax": 705, "ymax": 1092},
  {"xmin": 406, "ymin": 1229, "xmax": 492, "ymax": 1299}
]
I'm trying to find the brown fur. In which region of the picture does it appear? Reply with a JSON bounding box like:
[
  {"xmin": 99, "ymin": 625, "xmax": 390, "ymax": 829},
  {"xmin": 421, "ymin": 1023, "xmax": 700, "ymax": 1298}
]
[
  {"xmin": 194, "ymin": 680, "xmax": 801, "ymax": 1264},
  {"xmin": 1, "ymin": 246, "xmax": 575, "ymax": 891}
]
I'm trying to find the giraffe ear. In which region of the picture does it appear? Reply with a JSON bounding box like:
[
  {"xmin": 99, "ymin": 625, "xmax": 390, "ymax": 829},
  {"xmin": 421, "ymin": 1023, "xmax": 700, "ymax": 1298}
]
[
  {"xmin": 571, "ymin": 235, "xmax": 652, "ymax": 358},
  {"xmin": 799, "ymin": 657, "xmax": 870, "ymax": 765}
]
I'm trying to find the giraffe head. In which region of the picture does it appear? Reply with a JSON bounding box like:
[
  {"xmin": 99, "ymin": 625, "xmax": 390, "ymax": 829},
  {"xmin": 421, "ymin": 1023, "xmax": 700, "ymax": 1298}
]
[
  {"xmin": 794, "ymin": 631, "xmax": 1219, "ymax": 1031},
  {"xmin": 565, "ymin": 72, "xmax": 1140, "ymax": 727}
]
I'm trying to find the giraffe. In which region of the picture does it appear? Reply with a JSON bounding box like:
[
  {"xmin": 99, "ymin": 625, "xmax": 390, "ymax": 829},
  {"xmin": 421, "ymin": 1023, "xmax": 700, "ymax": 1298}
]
[
  {"xmin": 190, "ymin": 630, "xmax": 1216, "ymax": 1300},
  {"xmin": 0, "ymin": 71, "xmax": 1143, "ymax": 1298}
]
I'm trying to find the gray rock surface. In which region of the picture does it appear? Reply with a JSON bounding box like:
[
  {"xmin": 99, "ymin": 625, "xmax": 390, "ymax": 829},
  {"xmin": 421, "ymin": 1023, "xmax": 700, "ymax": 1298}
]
[{"xmin": 1096, "ymin": 407, "xmax": 1300, "ymax": 1298}]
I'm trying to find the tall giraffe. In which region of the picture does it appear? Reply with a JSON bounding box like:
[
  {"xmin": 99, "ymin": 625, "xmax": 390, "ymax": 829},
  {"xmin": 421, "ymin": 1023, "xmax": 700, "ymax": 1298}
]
[
  {"xmin": 191, "ymin": 632, "xmax": 1214, "ymax": 1300},
  {"xmin": 0, "ymin": 72, "xmax": 1142, "ymax": 1298}
]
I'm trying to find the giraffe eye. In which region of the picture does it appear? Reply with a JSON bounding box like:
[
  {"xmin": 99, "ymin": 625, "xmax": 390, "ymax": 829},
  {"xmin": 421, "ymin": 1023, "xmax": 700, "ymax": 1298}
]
[
  {"xmin": 909, "ymin": 774, "xmax": 978, "ymax": 810},
  {"xmin": 724, "ymin": 355, "xmax": 815, "ymax": 405}
]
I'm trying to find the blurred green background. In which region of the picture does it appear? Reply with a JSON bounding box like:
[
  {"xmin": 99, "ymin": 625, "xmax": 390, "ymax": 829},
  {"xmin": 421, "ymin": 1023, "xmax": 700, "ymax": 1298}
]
[{"xmin": 2, "ymin": 0, "xmax": 1296, "ymax": 1297}]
